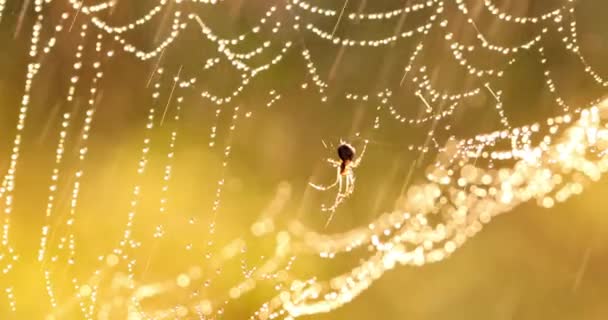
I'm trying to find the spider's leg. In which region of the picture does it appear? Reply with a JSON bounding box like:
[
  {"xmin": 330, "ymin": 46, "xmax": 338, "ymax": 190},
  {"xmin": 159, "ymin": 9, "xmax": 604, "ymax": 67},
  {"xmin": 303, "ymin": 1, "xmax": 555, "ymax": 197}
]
[
  {"xmin": 333, "ymin": 173, "xmax": 344, "ymax": 206},
  {"xmin": 309, "ymin": 166, "xmax": 341, "ymax": 191},
  {"xmin": 322, "ymin": 173, "xmax": 344, "ymax": 213},
  {"xmin": 346, "ymin": 173, "xmax": 355, "ymax": 195},
  {"xmin": 324, "ymin": 209, "xmax": 337, "ymax": 228},
  {"xmin": 327, "ymin": 158, "xmax": 341, "ymax": 166},
  {"xmin": 309, "ymin": 180, "xmax": 338, "ymax": 191},
  {"xmin": 323, "ymin": 176, "xmax": 345, "ymax": 227},
  {"xmin": 321, "ymin": 139, "xmax": 328, "ymax": 149},
  {"xmin": 344, "ymin": 173, "xmax": 351, "ymax": 195},
  {"xmin": 352, "ymin": 140, "xmax": 368, "ymax": 167}
]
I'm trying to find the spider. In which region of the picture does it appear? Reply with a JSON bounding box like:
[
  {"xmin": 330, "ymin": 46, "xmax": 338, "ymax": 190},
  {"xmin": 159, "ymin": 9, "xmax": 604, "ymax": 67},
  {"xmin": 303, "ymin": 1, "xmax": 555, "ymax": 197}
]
[{"xmin": 309, "ymin": 139, "xmax": 368, "ymax": 226}]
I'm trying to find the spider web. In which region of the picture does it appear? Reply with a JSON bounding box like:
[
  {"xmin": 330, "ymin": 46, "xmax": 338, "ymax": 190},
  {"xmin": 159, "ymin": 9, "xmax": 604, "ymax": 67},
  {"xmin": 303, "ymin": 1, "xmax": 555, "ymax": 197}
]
[{"xmin": 0, "ymin": 0, "xmax": 607, "ymax": 319}]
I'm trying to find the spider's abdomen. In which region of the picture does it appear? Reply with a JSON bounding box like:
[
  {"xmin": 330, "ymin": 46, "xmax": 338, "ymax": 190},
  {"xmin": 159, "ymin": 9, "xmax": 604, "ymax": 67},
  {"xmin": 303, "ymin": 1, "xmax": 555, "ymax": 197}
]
[{"xmin": 337, "ymin": 144, "xmax": 355, "ymax": 162}]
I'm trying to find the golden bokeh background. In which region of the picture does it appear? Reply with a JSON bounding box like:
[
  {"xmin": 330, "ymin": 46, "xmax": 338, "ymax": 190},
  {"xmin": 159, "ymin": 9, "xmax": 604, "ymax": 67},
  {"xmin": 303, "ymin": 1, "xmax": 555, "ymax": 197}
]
[{"xmin": 0, "ymin": 0, "xmax": 607, "ymax": 319}]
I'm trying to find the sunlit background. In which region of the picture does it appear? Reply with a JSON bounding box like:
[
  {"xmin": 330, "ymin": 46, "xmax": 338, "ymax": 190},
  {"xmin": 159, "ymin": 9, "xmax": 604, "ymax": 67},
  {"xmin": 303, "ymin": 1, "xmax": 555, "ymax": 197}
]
[{"xmin": 0, "ymin": 0, "xmax": 608, "ymax": 319}]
